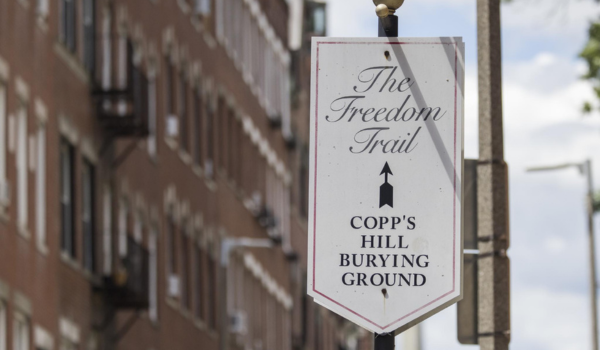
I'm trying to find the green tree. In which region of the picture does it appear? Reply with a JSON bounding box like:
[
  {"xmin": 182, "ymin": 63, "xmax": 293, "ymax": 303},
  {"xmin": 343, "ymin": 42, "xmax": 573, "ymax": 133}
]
[{"xmin": 580, "ymin": 21, "xmax": 600, "ymax": 113}]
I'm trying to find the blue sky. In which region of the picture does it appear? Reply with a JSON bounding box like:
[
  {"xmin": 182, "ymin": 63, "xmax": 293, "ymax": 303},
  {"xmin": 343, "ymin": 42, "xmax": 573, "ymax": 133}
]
[{"xmin": 324, "ymin": 0, "xmax": 600, "ymax": 349}]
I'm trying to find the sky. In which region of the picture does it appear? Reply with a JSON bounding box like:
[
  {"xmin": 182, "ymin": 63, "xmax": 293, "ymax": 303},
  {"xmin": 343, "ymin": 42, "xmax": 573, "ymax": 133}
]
[{"xmin": 324, "ymin": 0, "xmax": 600, "ymax": 349}]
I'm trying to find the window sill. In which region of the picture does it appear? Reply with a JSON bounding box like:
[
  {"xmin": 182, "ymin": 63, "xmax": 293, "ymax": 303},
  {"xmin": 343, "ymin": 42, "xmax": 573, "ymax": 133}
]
[
  {"xmin": 205, "ymin": 179, "xmax": 217, "ymax": 192},
  {"xmin": 17, "ymin": 224, "xmax": 30, "ymax": 240},
  {"xmin": 36, "ymin": 16, "xmax": 48, "ymax": 32},
  {"xmin": 194, "ymin": 317, "xmax": 206, "ymax": 330},
  {"xmin": 149, "ymin": 152, "xmax": 159, "ymax": 166},
  {"xmin": 180, "ymin": 308, "xmax": 192, "ymax": 320},
  {"xmin": 192, "ymin": 165, "xmax": 203, "ymax": 178},
  {"xmin": 60, "ymin": 253, "xmax": 80, "ymax": 271},
  {"xmin": 149, "ymin": 316, "xmax": 160, "ymax": 329},
  {"xmin": 54, "ymin": 42, "xmax": 90, "ymax": 85},
  {"xmin": 179, "ymin": 150, "xmax": 192, "ymax": 165},
  {"xmin": 166, "ymin": 296, "xmax": 179, "ymax": 311},
  {"xmin": 203, "ymin": 32, "xmax": 217, "ymax": 50},
  {"xmin": 37, "ymin": 242, "xmax": 49, "ymax": 256},
  {"xmin": 177, "ymin": 0, "xmax": 190, "ymax": 14},
  {"xmin": 191, "ymin": 15, "xmax": 203, "ymax": 33},
  {"xmin": 164, "ymin": 137, "xmax": 177, "ymax": 151},
  {"xmin": 0, "ymin": 207, "xmax": 9, "ymax": 224}
]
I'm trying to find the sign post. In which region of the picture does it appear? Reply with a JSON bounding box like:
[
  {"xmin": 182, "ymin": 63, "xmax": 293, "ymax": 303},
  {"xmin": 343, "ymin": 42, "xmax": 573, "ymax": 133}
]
[
  {"xmin": 375, "ymin": 2, "xmax": 402, "ymax": 348},
  {"xmin": 307, "ymin": 1, "xmax": 465, "ymax": 348}
]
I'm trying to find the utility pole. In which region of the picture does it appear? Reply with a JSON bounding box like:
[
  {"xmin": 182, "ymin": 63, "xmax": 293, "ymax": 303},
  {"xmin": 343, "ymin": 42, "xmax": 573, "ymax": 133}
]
[
  {"xmin": 585, "ymin": 160, "xmax": 600, "ymax": 350},
  {"xmin": 476, "ymin": 0, "xmax": 511, "ymax": 349}
]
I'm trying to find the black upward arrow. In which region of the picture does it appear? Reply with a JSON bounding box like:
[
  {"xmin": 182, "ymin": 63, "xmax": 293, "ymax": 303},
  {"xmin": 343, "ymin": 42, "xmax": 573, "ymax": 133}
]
[{"xmin": 379, "ymin": 162, "xmax": 394, "ymax": 208}]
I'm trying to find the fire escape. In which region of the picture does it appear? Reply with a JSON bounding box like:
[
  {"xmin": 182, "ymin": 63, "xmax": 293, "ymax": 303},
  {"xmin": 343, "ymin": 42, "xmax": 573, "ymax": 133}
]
[
  {"xmin": 93, "ymin": 39, "xmax": 149, "ymax": 148},
  {"xmin": 91, "ymin": 35, "xmax": 150, "ymax": 343}
]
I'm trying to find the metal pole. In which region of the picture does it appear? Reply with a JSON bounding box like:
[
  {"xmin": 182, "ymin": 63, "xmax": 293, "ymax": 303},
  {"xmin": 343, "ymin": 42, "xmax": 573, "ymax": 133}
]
[
  {"xmin": 585, "ymin": 159, "xmax": 599, "ymax": 350},
  {"xmin": 476, "ymin": 0, "xmax": 510, "ymax": 349},
  {"xmin": 374, "ymin": 333, "xmax": 395, "ymax": 350},
  {"xmin": 378, "ymin": 15, "xmax": 398, "ymax": 38},
  {"xmin": 373, "ymin": 5, "xmax": 399, "ymax": 348}
]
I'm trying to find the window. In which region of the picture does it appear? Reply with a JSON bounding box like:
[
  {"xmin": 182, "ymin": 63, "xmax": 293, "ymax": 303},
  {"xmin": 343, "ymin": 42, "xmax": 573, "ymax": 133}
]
[
  {"xmin": 148, "ymin": 228, "xmax": 158, "ymax": 322},
  {"xmin": 118, "ymin": 200, "xmax": 128, "ymax": 257},
  {"xmin": 194, "ymin": 242, "xmax": 204, "ymax": 320},
  {"xmin": 193, "ymin": 88, "xmax": 203, "ymax": 166},
  {"xmin": 0, "ymin": 83, "xmax": 7, "ymax": 206},
  {"xmin": 36, "ymin": 124, "xmax": 46, "ymax": 250},
  {"xmin": 218, "ymin": 97, "xmax": 227, "ymax": 171},
  {"xmin": 0, "ymin": 302, "xmax": 5, "ymax": 350},
  {"xmin": 82, "ymin": 0, "xmax": 95, "ymax": 73},
  {"xmin": 101, "ymin": 12, "xmax": 112, "ymax": 90},
  {"xmin": 228, "ymin": 109, "xmax": 235, "ymax": 179},
  {"xmin": 148, "ymin": 76, "xmax": 157, "ymax": 157},
  {"xmin": 133, "ymin": 212, "xmax": 142, "ymax": 243},
  {"xmin": 60, "ymin": 139, "xmax": 75, "ymax": 258},
  {"xmin": 205, "ymin": 98, "xmax": 214, "ymax": 178},
  {"xmin": 13, "ymin": 313, "xmax": 29, "ymax": 350},
  {"xmin": 165, "ymin": 57, "xmax": 176, "ymax": 136},
  {"xmin": 82, "ymin": 160, "xmax": 95, "ymax": 272},
  {"xmin": 179, "ymin": 71, "xmax": 189, "ymax": 152},
  {"xmin": 16, "ymin": 103, "xmax": 28, "ymax": 232},
  {"xmin": 102, "ymin": 186, "xmax": 112, "ymax": 275},
  {"xmin": 60, "ymin": 0, "xmax": 77, "ymax": 52},
  {"xmin": 181, "ymin": 222, "xmax": 191, "ymax": 310},
  {"xmin": 167, "ymin": 213, "xmax": 177, "ymax": 277},
  {"xmin": 207, "ymin": 241, "xmax": 217, "ymax": 329}
]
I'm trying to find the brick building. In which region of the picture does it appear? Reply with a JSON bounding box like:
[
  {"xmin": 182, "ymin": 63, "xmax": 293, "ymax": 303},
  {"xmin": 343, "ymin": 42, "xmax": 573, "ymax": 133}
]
[{"xmin": 0, "ymin": 0, "xmax": 369, "ymax": 349}]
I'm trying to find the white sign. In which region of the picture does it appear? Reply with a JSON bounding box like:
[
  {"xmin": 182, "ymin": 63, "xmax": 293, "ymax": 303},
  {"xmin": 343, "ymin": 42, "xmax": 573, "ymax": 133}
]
[{"xmin": 307, "ymin": 37, "xmax": 465, "ymax": 333}]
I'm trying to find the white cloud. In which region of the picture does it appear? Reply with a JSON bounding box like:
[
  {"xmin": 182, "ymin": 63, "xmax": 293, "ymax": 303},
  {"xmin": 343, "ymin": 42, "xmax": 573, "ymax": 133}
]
[
  {"xmin": 502, "ymin": 0, "xmax": 600, "ymax": 37},
  {"xmin": 512, "ymin": 287, "xmax": 590, "ymax": 350}
]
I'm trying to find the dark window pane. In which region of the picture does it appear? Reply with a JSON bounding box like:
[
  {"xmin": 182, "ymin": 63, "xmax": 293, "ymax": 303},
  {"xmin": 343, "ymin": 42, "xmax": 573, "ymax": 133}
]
[
  {"xmin": 193, "ymin": 89, "xmax": 203, "ymax": 166},
  {"xmin": 180, "ymin": 72, "xmax": 188, "ymax": 152},
  {"xmin": 82, "ymin": 160, "xmax": 95, "ymax": 272},
  {"xmin": 167, "ymin": 215, "xmax": 177, "ymax": 275},
  {"xmin": 65, "ymin": 0, "xmax": 77, "ymax": 52},
  {"xmin": 60, "ymin": 139, "xmax": 75, "ymax": 258},
  {"xmin": 181, "ymin": 229, "xmax": 190, "ymax": 309},
  {"xmin": 82, "ymin": 0, "xmax": 95, "ymax": 73},
  {"xmin": 194, "ymin": 244, "xmax": 204, "ymax": 319},
  {"xmin": 207, "ymin": 250, "xmax": 217, "ymax": 329}
]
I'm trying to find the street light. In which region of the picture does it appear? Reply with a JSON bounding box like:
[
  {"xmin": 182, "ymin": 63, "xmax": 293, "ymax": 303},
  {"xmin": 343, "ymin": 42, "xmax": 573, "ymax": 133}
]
[{"xmin": 527, "ymin": 160, "xmax": 599, "ymax": 350}]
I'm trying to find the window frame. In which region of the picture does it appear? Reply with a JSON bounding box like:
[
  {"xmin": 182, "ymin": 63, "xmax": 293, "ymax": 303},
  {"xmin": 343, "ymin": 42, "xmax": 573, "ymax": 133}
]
[
  {"xmin": 180, "ymin": 220, "xmax": 191, "ymax": 310},
  {"xmin": 179, "ymin": 70, "xmax": 189, "ymax": 153},
  {"xmin": 60, "ymin": 138, "xmax": 76, "ymax": 258},
  {"xmin": 193, "ymin": 239, "xmax": 204, "ymax": 320},
  {"xmin": 13, "ymin": 312, "xmax": 29, "ymax": 350},
  {"xmin": 60, "ymin": 0, "xmax": 77, "ymax": 53},
  {"xmin": 82, "ymin": 0, "xmax": 96, "ymax": 73},
  {"xmin": 0, "ymin": 301, "xmax": 5, "ymax": 350},
  {"xmin": 0, "ymin": 82, "xmax": 7, "ymax": 198},
  {"xmin": 16, "ymin": 102, "xmax": 28, "ymax": 233},
  {"xmin": 35, "ymin": 123, "xmax": 47, "ymax": 251},
  {"xmin": 82, "ymin": 159, "xmax": 96, "ymax": 273},
  {"xmin": 148, "ymin": 227, "xmax": 158, "ymax": 322},
  {"xmin": 193, "ymin": 86, "xmax": 203, "ymax": 166}
]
